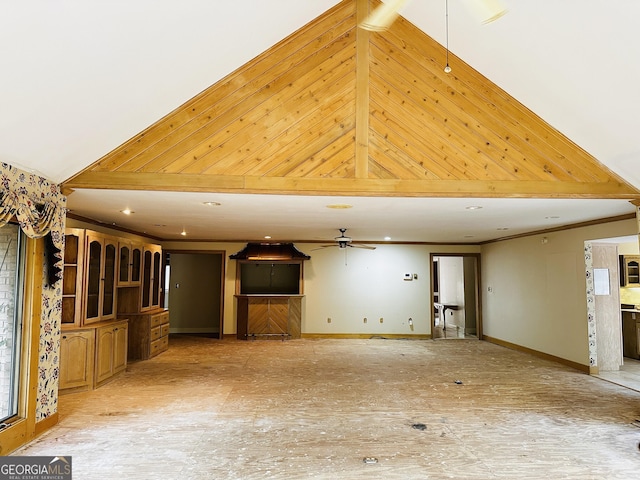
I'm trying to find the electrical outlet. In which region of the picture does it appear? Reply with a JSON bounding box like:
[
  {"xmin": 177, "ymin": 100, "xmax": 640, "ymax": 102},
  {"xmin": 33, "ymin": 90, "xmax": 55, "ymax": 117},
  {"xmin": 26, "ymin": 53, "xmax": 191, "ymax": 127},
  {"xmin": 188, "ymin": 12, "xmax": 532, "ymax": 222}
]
[
  {"xmin": 379, "ymin": 317, "xmax": 384, "ymax": 323},
  {"xmin": 327, "ymin": 317, "xmax": 331, "ymax": 323},
  {"xmin": 363, "ymin": 317, "xmax": 367, "ymax": 323}
]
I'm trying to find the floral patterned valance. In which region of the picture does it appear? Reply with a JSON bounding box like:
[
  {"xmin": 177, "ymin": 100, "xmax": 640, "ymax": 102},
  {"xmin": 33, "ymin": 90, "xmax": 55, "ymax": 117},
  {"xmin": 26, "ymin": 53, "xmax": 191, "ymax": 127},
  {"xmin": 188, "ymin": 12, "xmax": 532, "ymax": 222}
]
[
  {"xmin": 0, "ymin": 162, "xmax": 65, "ymax": 239},
  {"xmin": 0, "ymin": 162, "xmax": 67, "ymax": 422}
]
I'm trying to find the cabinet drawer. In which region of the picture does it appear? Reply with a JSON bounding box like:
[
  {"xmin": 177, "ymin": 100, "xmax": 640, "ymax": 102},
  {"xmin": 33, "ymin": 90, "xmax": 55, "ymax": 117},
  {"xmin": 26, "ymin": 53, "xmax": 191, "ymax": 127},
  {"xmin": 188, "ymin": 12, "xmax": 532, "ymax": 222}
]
[
  {"xmin": 160, "ymin": 323, "xmax": 170, "ymax": 337},
  {"xmin": 150, "ymin": 335, "xmax": 169, "ymax": 357},
  {"xmin": 150, "ymin": 326, "xmax": 162, "ymax": 341},
  {"xmin": 150, "ymin": 311, "xmax": 169, "ymax": 328}
]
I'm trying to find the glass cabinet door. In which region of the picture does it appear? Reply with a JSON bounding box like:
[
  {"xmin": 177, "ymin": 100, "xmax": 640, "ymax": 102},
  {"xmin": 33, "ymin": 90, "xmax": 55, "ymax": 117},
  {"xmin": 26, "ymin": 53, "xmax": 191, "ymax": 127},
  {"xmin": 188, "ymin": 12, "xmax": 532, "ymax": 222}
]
[
  {"xmin": 119, "ymin": 245, "xmax": 130, "ymax": 284},
  {"xmin": 102, "ymin": 241, "xmax": 116, "ymax": 318},
  {"xmin": 152, "ymin": 251, "xmax": 161, "ymax": 307},
  {"xmin": 142, "ymin": 249, "xmax": 152, "ymax": 309},
  {"xmin": 85, "ymin": 239, "xmax": 101, "ymax": 321},
  {"xmin": 131, "ymin": 246, "xmax": 142, "ymax": 284},
  {"xmin": 61, "ymin": 229, "xmax": 85, "ymax": 328}
]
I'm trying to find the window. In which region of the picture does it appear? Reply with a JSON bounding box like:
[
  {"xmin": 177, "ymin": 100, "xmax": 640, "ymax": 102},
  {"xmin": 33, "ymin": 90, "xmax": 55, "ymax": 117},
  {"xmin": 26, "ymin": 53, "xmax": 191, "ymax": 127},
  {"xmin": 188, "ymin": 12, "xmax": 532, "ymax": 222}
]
[{"xmin": 0, "ymin": 224, "xmax": 26, "ymax": 424}]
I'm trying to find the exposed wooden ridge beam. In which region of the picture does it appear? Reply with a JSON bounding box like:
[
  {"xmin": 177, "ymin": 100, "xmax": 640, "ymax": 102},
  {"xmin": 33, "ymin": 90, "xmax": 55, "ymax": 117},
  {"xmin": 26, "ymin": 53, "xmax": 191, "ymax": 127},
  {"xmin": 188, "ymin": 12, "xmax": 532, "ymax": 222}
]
[
  {"xmin": 355, "ymin": 0, "xmax": 370, "ymax": 178},
  {"xmin": 63, "ymin": 171, "xmax": 640, "ymax": 199}
]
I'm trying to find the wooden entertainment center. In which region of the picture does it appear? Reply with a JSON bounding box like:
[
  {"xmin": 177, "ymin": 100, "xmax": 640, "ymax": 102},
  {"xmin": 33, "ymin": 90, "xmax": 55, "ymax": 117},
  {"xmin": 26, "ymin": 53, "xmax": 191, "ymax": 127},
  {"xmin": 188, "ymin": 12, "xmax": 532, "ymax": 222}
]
[{"xmin": 230, "ymin": 243, "xmax": 309, "ymax": 340}]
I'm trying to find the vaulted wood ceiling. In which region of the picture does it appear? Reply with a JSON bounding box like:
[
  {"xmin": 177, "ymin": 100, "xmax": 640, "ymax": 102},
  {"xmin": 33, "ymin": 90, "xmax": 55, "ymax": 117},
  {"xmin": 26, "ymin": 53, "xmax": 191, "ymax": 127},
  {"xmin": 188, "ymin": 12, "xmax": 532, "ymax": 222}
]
[{"xmin": 63, "ymin": 0, "xmax": 639, "ymax": 200}]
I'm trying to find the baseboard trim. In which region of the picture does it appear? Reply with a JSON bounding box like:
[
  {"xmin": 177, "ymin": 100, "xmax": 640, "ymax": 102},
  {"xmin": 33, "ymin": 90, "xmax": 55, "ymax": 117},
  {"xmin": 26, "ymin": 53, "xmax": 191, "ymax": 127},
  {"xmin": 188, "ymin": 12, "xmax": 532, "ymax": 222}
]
[
  {"xmin": 483, "ymin": 335, "xmax": 590, "ymax": 373},
  {"xmin": 171, "ymin": 328, "xmax": 220, "ymax": 334},
  {"xmin": 301, "ymin": 333, "xmax": 432, "ymax": 340},
  {"xmin": 35, "ymin": 412, "xmax": 58, "ymax": 436}
]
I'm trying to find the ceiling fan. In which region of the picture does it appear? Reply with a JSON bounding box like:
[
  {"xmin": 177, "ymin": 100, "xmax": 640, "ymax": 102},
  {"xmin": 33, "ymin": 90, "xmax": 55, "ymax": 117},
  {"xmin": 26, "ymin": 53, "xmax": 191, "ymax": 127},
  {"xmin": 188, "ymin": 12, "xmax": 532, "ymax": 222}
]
[
  {"xmin": 359, "ymin": 0, "xmax": 508, "ymax": 32},
  {"xmin": 313, "ymin": 228, "xmax": 376, "ymax": 250}
]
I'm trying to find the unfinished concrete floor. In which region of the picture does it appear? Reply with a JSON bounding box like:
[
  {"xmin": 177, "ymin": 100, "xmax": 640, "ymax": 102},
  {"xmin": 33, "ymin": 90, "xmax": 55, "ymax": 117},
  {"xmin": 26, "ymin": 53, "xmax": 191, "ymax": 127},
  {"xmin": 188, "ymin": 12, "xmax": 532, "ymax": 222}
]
[{"xmin": 13, "ymin": 336, "xmax": 640, "ymax": 479}]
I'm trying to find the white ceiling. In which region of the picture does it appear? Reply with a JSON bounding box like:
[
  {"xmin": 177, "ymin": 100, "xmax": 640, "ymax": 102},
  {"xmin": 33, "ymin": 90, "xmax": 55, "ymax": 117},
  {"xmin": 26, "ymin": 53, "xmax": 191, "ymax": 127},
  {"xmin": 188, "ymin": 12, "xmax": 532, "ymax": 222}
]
[{"xmin": 2, "ymin": 1, "xmax": 640, "ymax": 243}]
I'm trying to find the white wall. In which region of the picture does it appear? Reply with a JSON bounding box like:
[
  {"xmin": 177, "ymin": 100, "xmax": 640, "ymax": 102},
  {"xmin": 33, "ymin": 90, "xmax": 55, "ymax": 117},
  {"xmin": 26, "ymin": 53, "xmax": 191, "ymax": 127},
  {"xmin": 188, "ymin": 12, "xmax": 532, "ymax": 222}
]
[
  {"xmin": 305, "ymin": 245, "xmax": 430, "ymax": 335},
  {"xmin": 481, "ymin": 218, "xmax": 636, "ymax": 366}
]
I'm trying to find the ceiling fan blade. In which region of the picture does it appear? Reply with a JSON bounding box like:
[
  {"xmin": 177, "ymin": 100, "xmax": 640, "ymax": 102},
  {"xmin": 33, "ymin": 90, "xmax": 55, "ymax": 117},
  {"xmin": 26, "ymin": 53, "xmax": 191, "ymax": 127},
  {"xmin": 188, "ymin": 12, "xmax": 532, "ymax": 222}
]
[
  {"xmin": 360, "ymin": 0, "xmax": 508, "ymax": 32},
  {"xmin": 471, "ymin": 0, "xmax": 508, "ymax": 24},
  {"xmin": 349, "ymin": 244, "xmax": 377, "ymax": 250},
  {"xmin": 359, "ymin": 0, "xmax": 409, "ymax": 32},
  {"xmin": 311, "ymin": 244, "xmax": 338, "ymax": 251}
]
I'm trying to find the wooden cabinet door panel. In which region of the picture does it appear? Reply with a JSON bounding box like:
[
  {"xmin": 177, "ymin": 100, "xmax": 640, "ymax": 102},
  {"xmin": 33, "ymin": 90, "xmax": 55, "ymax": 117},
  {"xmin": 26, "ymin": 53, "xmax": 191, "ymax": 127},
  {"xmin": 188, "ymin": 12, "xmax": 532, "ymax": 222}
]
[
  {"xmin": 113, "ymin": 323, "xmax": 128, "ymax": 374},
  {"xmin": 95, "ymin": 327, "xmax": 115, "ymax": 385},
  {"xmin": 268, "ymin": 300, "xmax": 289, "ymax": 334},
  {"xmin": 248, "ymin": 299, "xmax": 270, "ymax": 334},
  {"xmin": 60, "ymin": 331, "xmax": 94, "ymax": 390}
]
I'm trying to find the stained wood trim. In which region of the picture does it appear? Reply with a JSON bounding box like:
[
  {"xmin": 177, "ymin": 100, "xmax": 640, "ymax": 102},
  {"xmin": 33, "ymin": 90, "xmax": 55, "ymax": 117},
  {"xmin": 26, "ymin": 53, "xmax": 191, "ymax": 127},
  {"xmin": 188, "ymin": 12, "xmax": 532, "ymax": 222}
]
[
  {"xmin": 483, "ymin": 335, "xmax": 590, "ymax": 373},
  {"xmin": 35, "ymin": 412, "xmax": 59, "ymax": 436},
  {"xmin": 301, "ymin": 333, "xmax": 432, "ymax": 340},
  {"xmin": 480, "ymin": 213, "xmax": 636, "ymax": 245},
  {"xmin": 65, "ymin": 171, "xmax": 640, "ymax": 199}
]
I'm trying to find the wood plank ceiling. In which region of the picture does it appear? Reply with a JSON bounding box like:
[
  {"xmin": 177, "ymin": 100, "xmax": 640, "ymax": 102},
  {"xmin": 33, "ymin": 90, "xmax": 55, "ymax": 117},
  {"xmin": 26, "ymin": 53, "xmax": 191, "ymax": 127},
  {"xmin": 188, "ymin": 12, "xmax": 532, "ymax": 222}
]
[{"xmin": 63, "ymin": 0, "xmax": 640, "ymax": 200}]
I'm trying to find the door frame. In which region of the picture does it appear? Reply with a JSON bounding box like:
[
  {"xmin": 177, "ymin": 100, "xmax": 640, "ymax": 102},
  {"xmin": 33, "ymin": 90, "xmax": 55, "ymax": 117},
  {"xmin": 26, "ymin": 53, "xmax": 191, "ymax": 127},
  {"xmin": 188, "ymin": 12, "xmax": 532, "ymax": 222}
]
[
  {"xmin": 430, "ymin": 252, "xmax": 483, "ymax": 339},
  {"xmin": 164, "ymin": 250, "xmax": 225, "ymax": 338}
]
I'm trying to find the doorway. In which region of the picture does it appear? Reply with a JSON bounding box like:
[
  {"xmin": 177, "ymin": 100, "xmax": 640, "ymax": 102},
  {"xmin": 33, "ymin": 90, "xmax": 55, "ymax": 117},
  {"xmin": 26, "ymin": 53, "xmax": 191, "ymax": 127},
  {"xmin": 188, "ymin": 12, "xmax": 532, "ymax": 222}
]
[
  {"xmin": 587, "ymin": 236, "xmax": 640, "ymax": 391},
  {"xmin": 164, "ymin": 251, "xmax": 225, "ymax": 338},
  {"xmin": 430, "ymin": 253, "xmax": 481, "ymax": 339}
]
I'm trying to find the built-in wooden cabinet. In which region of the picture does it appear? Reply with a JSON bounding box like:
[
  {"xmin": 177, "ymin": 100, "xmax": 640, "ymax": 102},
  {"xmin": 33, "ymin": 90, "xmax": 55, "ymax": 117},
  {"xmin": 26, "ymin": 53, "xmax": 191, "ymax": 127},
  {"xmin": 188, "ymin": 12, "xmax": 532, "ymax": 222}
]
[
  {"xmin": 123, "ymin": 309, "xmax": 170, "ymax": 360},
  {"xmin": 620, "ymin": 255, "xmax": 640, "ymax": 287},
  {"xmin": 59, "ymin": 329, "xmax": 94, "ymax": 391},
  {"xmin": 118, "ymin": 241, "xmax": 142, "ymax": 286},
  {"xmin": 59, "ymin": 319, "xmax": 128, "ymax": 393},
  {"xmin": 60, "ymin": 228, "xmax": 167, "ymax": 394},
  {"xmin": 95, "ymin": 320, "xmax": 128, "ymax": 387},
  {"xmin": 236, "ymin": 295, "xmax": 302, "ymax": 340},
  {"xmin": 85, "ymin": 232, "xmax": 118, "ymax": 324},
  {"xmin": 61, "ymin": 229, "xmax": 85, "ymax": 328}
]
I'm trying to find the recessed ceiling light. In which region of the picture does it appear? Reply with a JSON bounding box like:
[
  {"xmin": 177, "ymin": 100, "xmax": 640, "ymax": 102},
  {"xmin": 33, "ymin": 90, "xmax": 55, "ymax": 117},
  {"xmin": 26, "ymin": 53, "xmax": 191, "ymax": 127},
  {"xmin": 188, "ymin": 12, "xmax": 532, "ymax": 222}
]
[
  {"xmin": 120, "ymin": 209, "xmax": 134, "ymax": 215},
  {"xmin": 203, "ymin": 201, "xmax": 221, "ymax": 206},
  {"xmin": 264, "ymin": 235, "xmax": 272, "ymax": 239},
  {"xmin": 326, "ymin": 204, "xmax": 353, "ymax": 209},
  {"xmin": 180, "ymin": 230, "xmax": 187, "ymax": 236},
  {"xmin": 384, "ymin": 236, "xmax": 391, "ymax": 241},
  {"xmin": 465, "ymin": 206, "xmax": 483, "ymax": 210},
  {"xmin": 464, "ymin": 235, "xmax": 475, "ymax": 238},
  {"xmin": 545, "ymin": 216, "xmax": 560, "ymax": 219},
  {"xmin": 153, "ymin": 224, "xmax": 167, "ymax": 227},
  {"xmin": 497, "ymin": 227, "xmax": 509, "ymax": 231}
]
